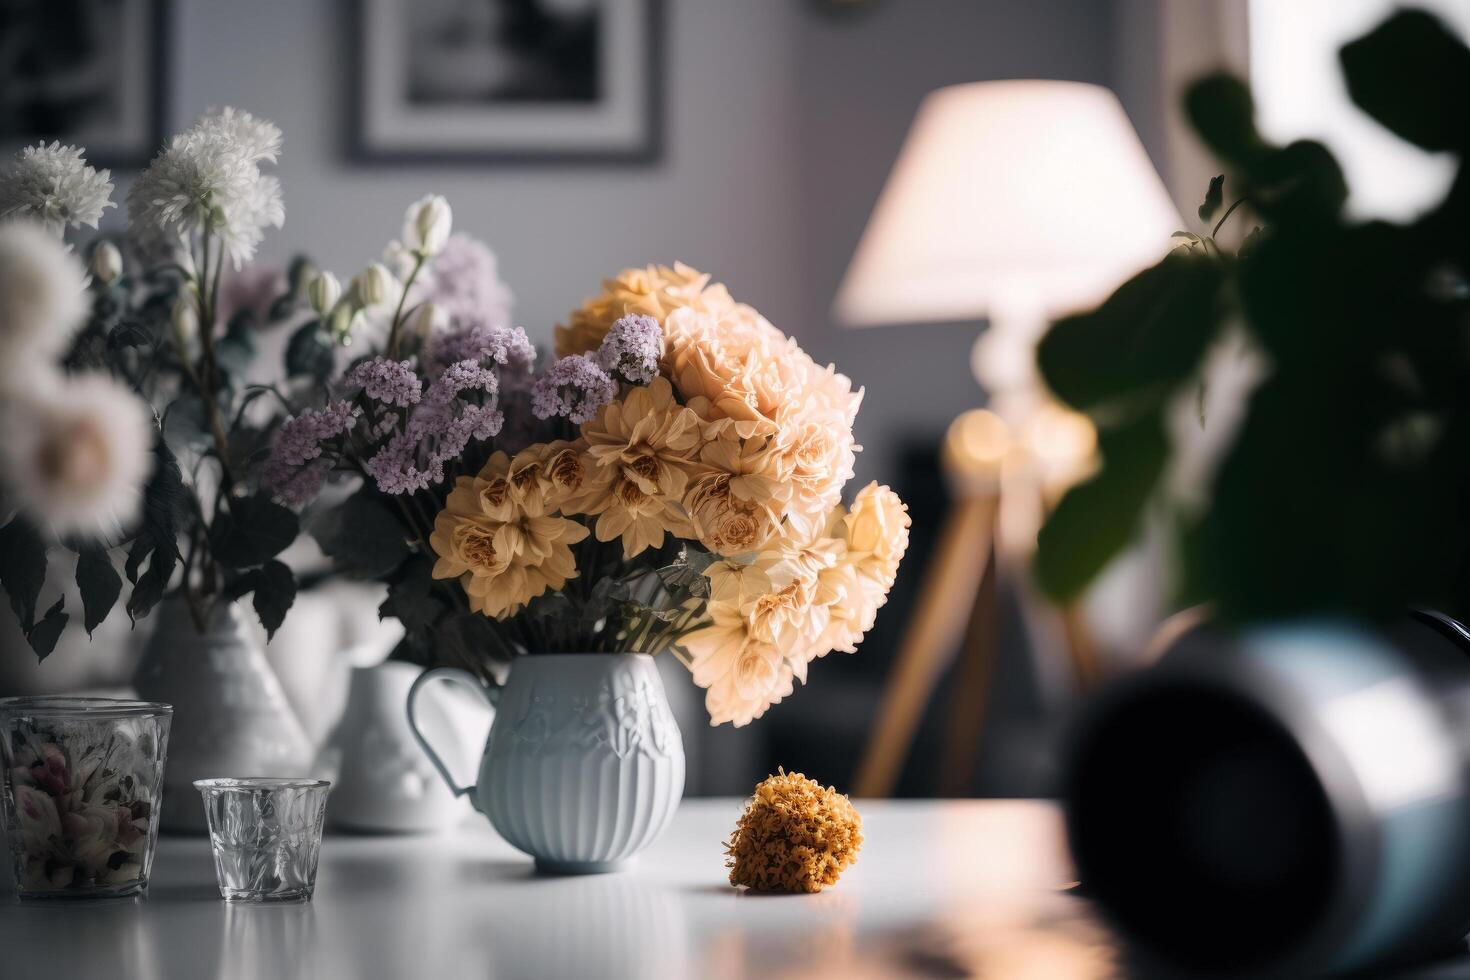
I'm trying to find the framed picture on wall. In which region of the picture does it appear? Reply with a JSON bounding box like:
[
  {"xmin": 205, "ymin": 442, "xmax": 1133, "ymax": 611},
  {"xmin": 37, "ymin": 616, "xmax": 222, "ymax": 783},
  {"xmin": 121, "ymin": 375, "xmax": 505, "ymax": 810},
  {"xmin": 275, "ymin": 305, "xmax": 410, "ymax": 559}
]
[
  {"xmin": 353, "ymin": 0, "xmax": 662, "ymax": 164},
  {"xmin": 0, "ymin": 0, "xmax": 169, "ymax": 168}
]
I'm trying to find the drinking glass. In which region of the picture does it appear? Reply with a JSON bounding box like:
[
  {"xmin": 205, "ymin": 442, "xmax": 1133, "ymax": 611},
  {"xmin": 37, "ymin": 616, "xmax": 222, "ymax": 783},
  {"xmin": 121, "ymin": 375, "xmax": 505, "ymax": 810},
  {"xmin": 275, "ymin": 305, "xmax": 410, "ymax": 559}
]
[
  {"xmin": 195, "ymin": 777, "xmax": 330, "ymax": 902},
  {"xmin": 0, "ymin": 696, "xmax": 172, "ymax": 899}
]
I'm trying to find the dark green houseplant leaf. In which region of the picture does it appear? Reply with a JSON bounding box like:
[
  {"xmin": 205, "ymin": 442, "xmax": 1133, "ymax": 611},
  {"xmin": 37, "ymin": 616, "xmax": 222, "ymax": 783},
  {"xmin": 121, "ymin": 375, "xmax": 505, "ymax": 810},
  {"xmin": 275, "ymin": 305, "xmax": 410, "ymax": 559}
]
[
  {"xmin": 1341, "ymin": 9, "xmax": 1470, "ymax": 153},
  {"xmin": 1037, "ymin": 249, "xmax": 1226, "ymax": 414},
  {"xmin": 210, "ymin": 494, "xmax": 299, "ymax": 569},
  {"xmin": 307, "ymin": 489, "xmax": 410, "ymax": 579},
  {"xmin": 1034, "ymin": 412, "xmax": 1169, "ymax": 603},
  {"xmin": 76, "ymin": 547, "xmax": 122, "ymax": 636}
]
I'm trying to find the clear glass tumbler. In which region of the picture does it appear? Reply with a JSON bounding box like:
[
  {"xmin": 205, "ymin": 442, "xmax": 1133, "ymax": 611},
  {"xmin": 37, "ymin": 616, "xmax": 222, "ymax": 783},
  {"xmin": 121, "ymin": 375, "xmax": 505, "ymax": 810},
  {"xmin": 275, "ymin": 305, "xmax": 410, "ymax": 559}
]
[
  {"xmin": 195, "ymin": 778, "xmax": 331, "ymax": 902},
  {"xmin": 0, "ymin": 696, "xmax": 173, "ymax": 899}
]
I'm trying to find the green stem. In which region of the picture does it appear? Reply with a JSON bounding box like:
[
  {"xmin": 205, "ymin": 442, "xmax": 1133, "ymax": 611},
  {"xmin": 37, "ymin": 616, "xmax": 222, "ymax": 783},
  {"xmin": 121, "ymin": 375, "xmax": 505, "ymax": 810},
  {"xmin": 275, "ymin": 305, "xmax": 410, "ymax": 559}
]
[
  {"xmin": 385, "ymin": 255, "xmax": 426, "ymax": 359},
  {"xmin": 1212, "ymin": 196, "xmax": 1254, "ymax": 239}
]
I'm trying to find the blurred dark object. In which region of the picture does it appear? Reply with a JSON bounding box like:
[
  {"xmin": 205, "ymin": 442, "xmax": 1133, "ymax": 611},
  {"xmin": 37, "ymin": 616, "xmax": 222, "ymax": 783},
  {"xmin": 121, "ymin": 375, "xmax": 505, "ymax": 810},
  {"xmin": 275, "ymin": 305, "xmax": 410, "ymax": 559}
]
[
  {"xmin": 353, "ymin": 0, "xmax": 661, "ymax": 164},
  {"xmin": 1033, "ymin": 8, "xmax": 1470, "ymax": 626},
  {"xmin": 1066, "ymin": 613, "xmax": 1470, "ymax": 976},
  {"xmin": 0, "ymin": 0, "xmax": 167, "ymax": 167}
]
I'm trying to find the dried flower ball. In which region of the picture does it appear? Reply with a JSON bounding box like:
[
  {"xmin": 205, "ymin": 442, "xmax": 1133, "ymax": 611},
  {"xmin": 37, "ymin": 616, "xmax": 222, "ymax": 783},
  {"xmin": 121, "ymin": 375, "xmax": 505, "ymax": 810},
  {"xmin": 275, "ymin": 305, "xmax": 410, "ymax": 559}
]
[{"xmin": 726, "ymin": 769, "xmax": 863, "ymax": 893}]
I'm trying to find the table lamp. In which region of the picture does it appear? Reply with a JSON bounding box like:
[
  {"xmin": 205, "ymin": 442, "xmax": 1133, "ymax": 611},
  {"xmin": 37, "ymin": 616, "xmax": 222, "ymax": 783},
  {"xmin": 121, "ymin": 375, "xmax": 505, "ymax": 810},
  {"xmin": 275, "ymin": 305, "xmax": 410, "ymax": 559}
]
[
  {"xmin": 838, "ymin": 79, "xmax": 1180, "ymax": 797},
  {"xmin": 837, "ymin": 78, "xmax": 1178, "ymax": 417}
]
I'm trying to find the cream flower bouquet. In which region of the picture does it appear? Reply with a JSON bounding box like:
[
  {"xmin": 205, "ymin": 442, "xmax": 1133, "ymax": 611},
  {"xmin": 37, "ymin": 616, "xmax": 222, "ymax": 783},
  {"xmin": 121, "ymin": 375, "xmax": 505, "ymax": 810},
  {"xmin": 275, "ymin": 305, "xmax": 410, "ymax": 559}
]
[{"xmin": 278, "ymin": 259, "xmax": 911, "ymax": 726}]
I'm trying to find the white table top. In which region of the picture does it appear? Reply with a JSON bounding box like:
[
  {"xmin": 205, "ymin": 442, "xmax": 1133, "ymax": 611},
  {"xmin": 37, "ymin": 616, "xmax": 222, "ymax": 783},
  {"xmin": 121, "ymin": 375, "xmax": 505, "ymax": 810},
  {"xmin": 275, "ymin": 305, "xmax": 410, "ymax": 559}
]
[{"xmin": 1, "ymin": 799, "xmax": 1118, "ymax": 980}]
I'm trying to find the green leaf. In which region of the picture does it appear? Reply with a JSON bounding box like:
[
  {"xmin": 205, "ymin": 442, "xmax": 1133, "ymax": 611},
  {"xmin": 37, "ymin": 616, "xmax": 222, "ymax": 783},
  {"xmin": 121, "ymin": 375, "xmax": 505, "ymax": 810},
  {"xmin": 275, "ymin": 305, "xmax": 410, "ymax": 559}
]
[
  {"xmin": 1185, "ymin": 73, "xmax": 1271, "ymax": 172},
  {"xmin": 284, "ymin": 319, "xmax": 332, "ymax": 380},
  {"xmin": 161, "ymin": 394, "xmax": 212, "ymax": 452},
  {"xmin": 307, "ymin": 490, "xmax": 410, "ymax": 579},
  {"xmin": 76, "ymin": 548, "xmax": 122, "ymax": 636},
  {"xmin": 216, "ymin": 310, "xmax": 258, "ymax": 379},
  {"xmin": 107, "ymin": 320, "xmax": 152, "ymax": 351},
  {"xmin": 26, "ymin": 597, "xmax": 68, "ymax": 663},
  {"xmin": 1037, "ymin": 249, "xmax": 1226, "ymax": 413},
  {"xmin": 249, "ymin": 560, "xmax": 297, "ymax": 641},
  {"xmin": 124, "ymin": 440, "xmax": 186, "ymax": 623},
  {"xmin": 210, "ymin": 494, "xmax": 299, "ymax": 569},
  {"xmin": 379, "ymin": 556, "xmax": 445, "ymax": 635},
  {"xmin": 1034, "ymin": 412, "xmax": 1169, "ymax": 602},
  {"xmin": 0, "ymin": 516, "xmax": 47, "ymax": 628},
  {"xmin": 1198, "ymin": 174, "xmax": 1225, "ymax": 222},
  {"xmin": 1341, "ymin": 9, "xmax": 1470, "ymax": 153}
]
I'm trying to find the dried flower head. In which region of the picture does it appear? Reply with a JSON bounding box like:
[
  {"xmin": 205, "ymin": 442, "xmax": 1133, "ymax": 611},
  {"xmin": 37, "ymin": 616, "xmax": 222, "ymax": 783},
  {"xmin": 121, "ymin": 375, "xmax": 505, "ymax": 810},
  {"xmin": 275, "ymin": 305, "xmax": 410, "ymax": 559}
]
[
  {"xmin": 597, "ymin": 312, "xmax": 663, "ymax": 384},
  {"xmin": 531, "ymin": 353, "xmax": 618, "ymax": 425},
  {"xmin": 261, "ymin": 400, "xmax": 360, "ymax": 507},
  {"xmin": 726, "ymin": 770, "xmax": 862, "ymax": 893},
  {"xmin": 0, "ymin": 141, "xmax": 114, "ymax": 234}
]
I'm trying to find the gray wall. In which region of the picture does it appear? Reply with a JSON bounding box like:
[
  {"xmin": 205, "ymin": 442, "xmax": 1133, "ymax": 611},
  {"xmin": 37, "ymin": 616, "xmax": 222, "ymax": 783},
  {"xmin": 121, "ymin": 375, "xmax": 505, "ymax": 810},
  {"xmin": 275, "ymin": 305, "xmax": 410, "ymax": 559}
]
[{"xmin": 105, "ymin": 0, "xmax": 1130, "ymax": 492}]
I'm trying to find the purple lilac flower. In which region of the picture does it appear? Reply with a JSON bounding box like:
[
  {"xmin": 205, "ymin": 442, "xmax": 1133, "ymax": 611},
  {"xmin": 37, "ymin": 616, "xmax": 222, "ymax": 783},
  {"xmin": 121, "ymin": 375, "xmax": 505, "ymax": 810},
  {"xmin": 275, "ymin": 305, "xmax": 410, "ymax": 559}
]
[
  {"xmin": 263, "ymin": 400, "xmax": 360, "ymax": 507},
  {"xmin": 532, "ymin": 354, "xmax": 618, "ymax": 425},
  {"xmin": 423, "ymin": 323, "xmax": 536, "ymax": 378},
  {"xmin": 596, "ymin": 313, "xmax": 663, "ymax": 384},
  {"xmin": 362, "ymin": 357, "xmax": 504, "ymax": 495},
  {"xmin": 419, "ymin": 233, "xmax": 514, "ymax": 332},
  {"xmin": 343, "ymin": 357, "xmax": 422, "ymax": 408}
]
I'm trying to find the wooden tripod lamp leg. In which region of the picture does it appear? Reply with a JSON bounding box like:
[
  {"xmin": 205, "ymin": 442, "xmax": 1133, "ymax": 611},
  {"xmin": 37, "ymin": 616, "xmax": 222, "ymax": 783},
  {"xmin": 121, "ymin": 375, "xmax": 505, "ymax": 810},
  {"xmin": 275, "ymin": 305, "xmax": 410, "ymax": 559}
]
[{"xmin": 853, "ymin": 491, "xmax": 999, "ymax": 798}]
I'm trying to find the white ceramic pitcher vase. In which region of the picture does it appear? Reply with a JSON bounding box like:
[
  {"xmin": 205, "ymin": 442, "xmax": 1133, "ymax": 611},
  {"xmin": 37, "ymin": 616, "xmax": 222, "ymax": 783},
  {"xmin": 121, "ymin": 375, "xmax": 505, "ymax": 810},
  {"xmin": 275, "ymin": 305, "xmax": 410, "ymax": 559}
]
[{"xmin": 407, "ymin": 653, "xmax": 684, "ymax": 874}]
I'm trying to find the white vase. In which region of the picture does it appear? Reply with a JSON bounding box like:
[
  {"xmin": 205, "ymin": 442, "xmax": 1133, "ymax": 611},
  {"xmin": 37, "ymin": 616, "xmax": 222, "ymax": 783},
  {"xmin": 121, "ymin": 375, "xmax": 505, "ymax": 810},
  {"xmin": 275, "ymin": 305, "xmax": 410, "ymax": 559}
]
[
  {"xmin": 408, "ymin": 654, "xmax": 684, "ymax": 873},
  {"xmin": 324, "ymin": 661, "xmax": 487, "ymax": 833},
  {"xmin": 131, "ymin": 597, "xmax": 314, "ymax": 833}
]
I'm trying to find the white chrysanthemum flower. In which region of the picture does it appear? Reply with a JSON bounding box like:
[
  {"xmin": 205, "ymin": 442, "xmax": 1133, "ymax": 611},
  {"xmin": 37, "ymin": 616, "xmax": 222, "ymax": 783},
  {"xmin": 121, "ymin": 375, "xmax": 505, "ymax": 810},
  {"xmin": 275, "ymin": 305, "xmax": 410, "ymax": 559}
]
[
  {"xmin": 190, "ymin": 106, "xmax": 282, "ymax": 164},
  {"xmin": 0, "ymin": 222, "xmax": 89, "ymax": 383},
  {"xmin": 1, "ymin": 372, "xmax": 155, "ymax": 538},
  {"xmin": 127, "ymin": 107, "xmax": 285, "ymax": 268},
  {"xmin": 0, "ymin": 142, "xmax": 114, "ymax": 234}
]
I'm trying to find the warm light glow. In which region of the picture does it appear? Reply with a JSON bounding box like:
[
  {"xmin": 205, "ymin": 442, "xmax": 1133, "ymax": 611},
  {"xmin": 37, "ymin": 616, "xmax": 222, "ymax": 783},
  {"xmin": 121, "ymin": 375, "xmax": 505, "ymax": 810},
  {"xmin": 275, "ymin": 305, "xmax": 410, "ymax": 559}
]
[
  {"xmin": 944, "ymin": 409, "xmax": 1011, "ymax": 476},
  {"xmin": 834, "ymin": 79, "xmax": 1179, "ymax": 327},
  {"xmin": 1026, "ymin": 405, "xmax": 1097, "ymax": 472}
]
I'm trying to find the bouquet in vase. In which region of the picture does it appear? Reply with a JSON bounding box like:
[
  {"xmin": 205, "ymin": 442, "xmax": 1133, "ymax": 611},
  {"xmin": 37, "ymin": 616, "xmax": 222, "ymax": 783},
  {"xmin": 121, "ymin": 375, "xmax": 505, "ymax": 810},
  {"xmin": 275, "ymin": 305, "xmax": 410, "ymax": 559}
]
[{"xmin": 273, "ymin": 253, "xmax": 912, "ymax": 726}]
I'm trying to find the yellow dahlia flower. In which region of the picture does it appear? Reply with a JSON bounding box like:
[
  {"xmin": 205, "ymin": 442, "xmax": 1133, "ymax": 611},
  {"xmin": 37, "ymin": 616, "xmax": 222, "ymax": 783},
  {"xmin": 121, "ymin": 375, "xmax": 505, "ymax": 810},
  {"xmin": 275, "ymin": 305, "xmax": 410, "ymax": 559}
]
[
  {"xmin": 554, "ymin": 261, "xmax": 734, "ymax": 358},
  {"xmin": 682, "ymin": 604, "xmax": 794, "ymax": 728},
  {"xmin": 579, "ymin": 377, "xmax": 702, "ymax": 557},
  {"xmin": 683, "ymin": 428, "xmax": 790, "ymax": 556},
  {"xmin": 429, "ymin": 451, "xmax": 590, "ymax": 619}
]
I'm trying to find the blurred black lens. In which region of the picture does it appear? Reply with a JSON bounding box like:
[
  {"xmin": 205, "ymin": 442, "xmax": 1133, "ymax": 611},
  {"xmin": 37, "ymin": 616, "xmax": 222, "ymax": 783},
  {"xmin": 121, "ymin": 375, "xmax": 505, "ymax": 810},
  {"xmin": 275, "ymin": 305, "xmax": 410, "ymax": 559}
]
[{"xmin": 1066, "ymin": 684, "xmax": 1338, "ymax": 972}]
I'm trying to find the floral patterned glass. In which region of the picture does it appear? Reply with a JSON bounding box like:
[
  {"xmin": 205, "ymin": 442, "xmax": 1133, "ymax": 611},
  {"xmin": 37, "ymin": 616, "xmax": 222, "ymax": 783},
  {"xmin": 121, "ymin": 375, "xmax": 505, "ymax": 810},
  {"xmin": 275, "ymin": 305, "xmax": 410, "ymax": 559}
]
[
  {"xmin": 0, "ymin": 696, "xmax": 172, "ymax": 899},
  {"xmin": 195, "ymin": 778, "xmax": 330, "ymax": 902}
]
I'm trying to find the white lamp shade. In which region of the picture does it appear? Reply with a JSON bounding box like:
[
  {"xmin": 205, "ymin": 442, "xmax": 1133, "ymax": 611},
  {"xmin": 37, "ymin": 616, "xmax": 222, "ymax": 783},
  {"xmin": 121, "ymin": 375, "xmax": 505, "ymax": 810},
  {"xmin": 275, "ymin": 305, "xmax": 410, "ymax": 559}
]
[{"xmin": 834, "ymin": 80, "xmax": 1181, "ymax": 327}]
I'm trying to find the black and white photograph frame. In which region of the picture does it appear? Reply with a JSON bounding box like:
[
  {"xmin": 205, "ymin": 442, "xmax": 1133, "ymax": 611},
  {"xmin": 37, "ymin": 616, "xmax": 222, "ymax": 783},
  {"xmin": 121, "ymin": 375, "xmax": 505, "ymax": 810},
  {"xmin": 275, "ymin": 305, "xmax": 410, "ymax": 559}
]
[
  {"xmin": 0, "ymin": 0, "xmax": 169, "ymax": 168},
  {"xmin": 353, "ymin": 0, "xmax": 663, "ymax": 164}
]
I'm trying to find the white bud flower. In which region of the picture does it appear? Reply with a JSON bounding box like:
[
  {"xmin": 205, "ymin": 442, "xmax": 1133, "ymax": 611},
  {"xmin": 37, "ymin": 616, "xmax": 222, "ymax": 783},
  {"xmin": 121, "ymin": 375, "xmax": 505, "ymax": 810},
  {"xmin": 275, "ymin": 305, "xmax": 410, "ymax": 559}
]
[
  {"xmin": 403, "ymin": 195, "xmax": 451, "ymax": 258},
  {"xmin": 358, "ymin": 262, "xmax": 397, "ymax": 308},
  {"xmin": 307, "ymin": 271, "xmax": 342, "ymax": 316},
  {"xmin": 90, "ymin": 241, "xmax": 123, "ymax": 286},
  {"xmin": 328, "ymin": 301, "xmax": 356, "ymax": 339},
  {"xmin": 171, "ymin": 287, "xmax": 199, "ymax": 345},
  {"xmin": 409, "ymin": 302, "xmax": 448, "ymax": 338}
]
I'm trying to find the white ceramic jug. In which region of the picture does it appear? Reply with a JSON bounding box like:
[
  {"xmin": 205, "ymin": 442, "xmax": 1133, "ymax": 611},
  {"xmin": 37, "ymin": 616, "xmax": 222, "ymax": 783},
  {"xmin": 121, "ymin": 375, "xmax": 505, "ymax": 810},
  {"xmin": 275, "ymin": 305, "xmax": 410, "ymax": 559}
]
[
  {"xmin": 325, "ymin": 661, "xmax": 489, "ymax": 833},
  {"xmin": 407, "ymin": 653, "xmax": 684, "ymax": 873}
]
